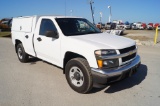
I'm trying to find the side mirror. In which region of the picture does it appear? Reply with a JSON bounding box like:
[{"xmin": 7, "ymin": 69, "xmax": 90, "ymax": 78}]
[{"xmin": 45, "ymin": 30, "xmax": 59, "ymax": 39}]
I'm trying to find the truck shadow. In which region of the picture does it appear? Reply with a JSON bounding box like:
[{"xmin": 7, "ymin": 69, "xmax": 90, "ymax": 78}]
[
  {"xmin": 90, "ymin": 64, "xmax": 148, "ymax": 94},
  {"xmin": 120, "ymin": 31, "xmax": 128, "ymax": 36},
  {"xmin": 28, "ymin": 57, "xmax": 63, "ymax": 70},
  {"xmin": 28, "ymin": 57, "xmax": 41, "ymax": 65},
  {"xmin": 27, "ymin": 57, "xmax": 147, "ymax": 94}
]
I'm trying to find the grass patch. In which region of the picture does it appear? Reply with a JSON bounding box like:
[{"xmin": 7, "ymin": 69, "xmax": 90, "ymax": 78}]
[{"xmin": 0, "ymin": 31, "xmax": 11, "ymax": 37}]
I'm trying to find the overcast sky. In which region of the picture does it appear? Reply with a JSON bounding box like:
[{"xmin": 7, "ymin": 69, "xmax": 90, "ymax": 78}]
[{"xmin": 0, "ymin": 0, "xmax": 159, "ymax": 23}]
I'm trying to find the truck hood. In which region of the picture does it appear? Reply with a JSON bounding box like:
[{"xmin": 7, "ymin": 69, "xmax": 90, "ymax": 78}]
[{"xmin": 68, "ymin": 32, "xmax": 135, "ymax": 50}]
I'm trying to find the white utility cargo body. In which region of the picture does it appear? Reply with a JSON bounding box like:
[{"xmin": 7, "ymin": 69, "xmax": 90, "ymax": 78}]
[{"xmin": 12, "ymin": 15, "xmax": 141, "ymax": 93}]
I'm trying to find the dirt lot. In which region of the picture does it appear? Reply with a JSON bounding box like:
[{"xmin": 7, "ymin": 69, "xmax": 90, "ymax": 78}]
[
  {"xmin": 102, "ymin": 29, "xmax": 160, "ymax": 47},
  {"xmin": 124, "ymin": 30, "xmax": 154, "ymax": 40},
  {"xmin": 123, "ymin": 30, "xmax": 160, "ymax": 46}
]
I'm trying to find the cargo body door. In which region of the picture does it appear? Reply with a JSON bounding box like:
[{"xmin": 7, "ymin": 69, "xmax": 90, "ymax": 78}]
[{"xmin": 23, "ymin": 17, "xmax": 36, "ymax": 56}]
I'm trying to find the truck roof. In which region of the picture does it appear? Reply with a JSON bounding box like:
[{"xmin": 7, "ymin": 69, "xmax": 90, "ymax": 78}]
[
  {"xmin": 12, "ymin": 15, "xmax": 84, "ymax": 33},
  {"xmin": 13, "ymin": 15, "xmax": 83, "ymax": 19}
]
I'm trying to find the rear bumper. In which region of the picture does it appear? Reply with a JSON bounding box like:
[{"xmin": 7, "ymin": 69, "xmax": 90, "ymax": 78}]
[{"xmin": 91, "ymin": 55, "xmax": 141, "ymax": 84}]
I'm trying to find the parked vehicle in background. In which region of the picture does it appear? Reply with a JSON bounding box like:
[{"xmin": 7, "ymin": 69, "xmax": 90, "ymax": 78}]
[
  {"xmin": 105, "ymin": 29, "xmax": 123, "ymax": 35},
  {"xmin": 147, "ymin": 24, "xmax": 153, "ymax": 30},
  {"xmin": 96, "ymin": 24, "xmax": 101, "ymax": 29},
  {"xmin": 96, "ymin": 22, "xmax": 105, "ymax": 29},
  {"xmin": 153, "ymin": 23, "xmax": 160, "ymax": 30},
  {"xmin": 148, "ymin": 23, "xmax": 153, "ymax": 27},
  {"xmin": 132, "ymin": 25, "xmax": 138, "ymax": 30},
  {"xmin": 124, "ymin": 25, "xmax": 130, "ymax": 29},
  {"xmin": 130, "ymin": 23, "xmax": 133, "ymax": 29},
  {"xmin": 147, "ymin": 25, "xmax": 153, "ymax": 30},
  {"xmin": 158, "ymin": 26, "xmax": 160, "ymax": 30},
  {"xmin": 124, "ymin": 21, "xmax": 131, "ymax": 30},
  {"xmin": 137, "ymin": 24, "xmax": 144, "ymax": 30},
  {"xmin": 147, "ymin": 23, "xmax": 153, "ymax": 30},
  {"xmin": 142, "ymin": 23, "xmax": 147, "ymax": 29},
  {"xmin": 116, "ymin": 23, "xmax": 125, "ymax": 29},
  {"xmin": 113, "ymin": 20, "xmax": 123, "ymax": 25},
  {"xmin": 110, "ymin": 23, "xmax": 116, "ymax": 29},
  {"xmin": 132, "ymin": 23, "xmax": 138, "ymax": 30},
  {"xmin": 0, "ymin": 18, "xmax": 11, "ymax": 31},
  {"xmin": 105, "ymin": 22, "xmax": 111, "ymax": 29},
  {"xmin": 132, "ymin": 22, "xmax": 144, "ymax": 30}
]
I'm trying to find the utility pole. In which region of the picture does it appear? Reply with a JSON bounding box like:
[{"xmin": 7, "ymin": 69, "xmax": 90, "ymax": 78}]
[
  {"xmin": 108, "ymin": 6, "xmax": 112, "ymax": 23},
  {"xmin": 90, "ymin": 0, "xmax": 95, "ymax": 25},
  {"xmin": 100, "ymin": 12, "xmax": 102, "ymax": 23}
]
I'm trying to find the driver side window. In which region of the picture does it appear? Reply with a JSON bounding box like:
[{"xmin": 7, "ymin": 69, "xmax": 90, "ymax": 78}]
[{"xmin": 39, "ymin": 19, "xmax": 57, "ymax": 36}]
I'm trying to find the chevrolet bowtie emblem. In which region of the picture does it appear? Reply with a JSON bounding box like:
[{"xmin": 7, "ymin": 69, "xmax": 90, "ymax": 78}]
[{"xmin": 129, "ymin": 51, "xmax": 134, "ymax": 55}]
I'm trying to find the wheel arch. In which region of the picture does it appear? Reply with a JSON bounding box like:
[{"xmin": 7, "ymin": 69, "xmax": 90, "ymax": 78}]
[
  {"xmin": 63, "ymin": 51, "xmax": 87, "ymax": 74},
  {"xmin": 15, "ymin": 39, "xmax": 22, "ymax": 53}
]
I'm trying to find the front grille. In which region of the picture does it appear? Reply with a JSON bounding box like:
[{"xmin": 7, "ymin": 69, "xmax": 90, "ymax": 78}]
[
  {"xmin": 122, "ymin": 53, "xmax": 136, "ymax": 62},
  {"xmin": 119, "ymin": 45, "xmax": 136, "ymax": 63},
  {"xmin": 119, "ymin": 45, "xmax": 136, "ymax": 54}
]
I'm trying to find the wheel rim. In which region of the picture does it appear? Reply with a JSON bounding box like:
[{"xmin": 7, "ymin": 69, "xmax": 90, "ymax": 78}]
[
  {"xmin": 69, "ymin": 66, "xmax": 84, "ymax": 87},
  {"xmin": 18, "ymin": 47, "xmax": 23, "ymax": 59}
]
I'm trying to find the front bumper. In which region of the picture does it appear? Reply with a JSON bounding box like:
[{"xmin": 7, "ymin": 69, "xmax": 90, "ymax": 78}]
[{"xmin": 91, "ymin": 55, "xmax": 141, "ymax": 84}]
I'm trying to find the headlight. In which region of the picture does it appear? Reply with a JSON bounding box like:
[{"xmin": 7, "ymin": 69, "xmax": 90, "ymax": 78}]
[
  {"xmin": 97, "ymin": 59, "xmax": 119, "ymax": 69},
  {"xmin": 95, "ymin": 49, "xmax": 116, "ymax": 56},
  {"xmin": 95, "ymin": 49, "xmax": 119, "ymax": 68}
]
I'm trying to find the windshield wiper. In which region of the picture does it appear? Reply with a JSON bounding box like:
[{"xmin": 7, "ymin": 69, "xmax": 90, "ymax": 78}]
[{"xmin": 87, "ymin": 31, "xmax": 101, "ymax": 34}]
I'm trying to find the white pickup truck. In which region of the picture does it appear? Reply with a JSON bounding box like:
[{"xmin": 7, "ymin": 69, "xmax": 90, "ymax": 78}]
[{"xmin": 11, "ymin": 15, "xmax": 141, "ymax": 93}]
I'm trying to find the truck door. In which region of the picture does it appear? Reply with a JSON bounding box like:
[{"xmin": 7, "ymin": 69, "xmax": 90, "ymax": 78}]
[{"xmin": 34, "ymin": 18, "xmax": 61, "ymax": 66}]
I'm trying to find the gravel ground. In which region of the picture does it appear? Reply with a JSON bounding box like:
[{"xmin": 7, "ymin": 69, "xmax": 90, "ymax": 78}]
[{"xmin": 0, "ymin": 37, "xmax": 160, "ymax": 106}]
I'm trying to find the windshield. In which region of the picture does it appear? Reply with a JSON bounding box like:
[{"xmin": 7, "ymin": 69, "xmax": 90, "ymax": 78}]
[{"xmin": 55, "ymin": 18, "xmax": 101, "ymax": 36}]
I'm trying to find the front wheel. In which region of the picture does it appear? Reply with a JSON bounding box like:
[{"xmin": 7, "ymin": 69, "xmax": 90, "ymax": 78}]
[
  {"xmin": 65, "ymin": 58, "xmax": 93, "ymax": 94},
  {"xmin": 16, "ymin": 43, "xmax": 29, "ymax": 63}
]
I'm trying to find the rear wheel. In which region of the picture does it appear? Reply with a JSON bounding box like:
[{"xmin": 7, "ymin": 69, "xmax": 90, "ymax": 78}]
[
  {"xmin": 16, "ymin": 43, "xmax": 29, "ymax": 63},
  {"xmin": 65, "ymin": 58, "xmax": 93, "ymax": 93}
]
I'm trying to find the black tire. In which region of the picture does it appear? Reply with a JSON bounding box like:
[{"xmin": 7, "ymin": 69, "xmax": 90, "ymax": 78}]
[
  {"xmin": 65, "ymin": 58, "xmax": 93, "ymax": 94},
  {"xmin": 16, "ymin": 43, "xmax": 29, "ymax": 63}
]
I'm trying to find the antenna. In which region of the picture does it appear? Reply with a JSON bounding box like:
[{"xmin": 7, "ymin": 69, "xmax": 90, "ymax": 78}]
[
  {"xmin": 70, "ymin": 10, "xmax": 73, "ymax": 16},
  {"xmin": 65, "ymin": 0, "xmax": 66, "ymax": 16}
]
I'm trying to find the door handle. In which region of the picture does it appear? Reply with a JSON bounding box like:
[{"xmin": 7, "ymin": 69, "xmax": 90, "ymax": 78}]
[
  {"xmin": 25, "ymin": 35, "xmax": 29, "ymax": 39},
  {"xmin": 37, "ymin": 37, "xmax": 42, "ymax": 41}
]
